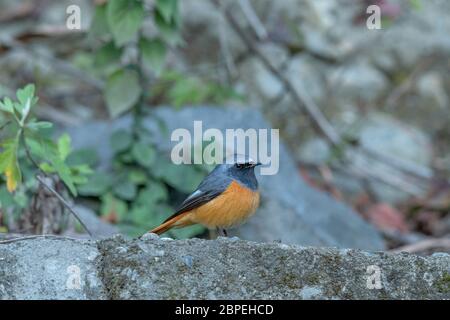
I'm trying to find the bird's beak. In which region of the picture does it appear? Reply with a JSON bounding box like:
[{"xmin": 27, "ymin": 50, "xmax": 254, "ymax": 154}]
[{"xmin": 254, "ymin": 162, "xmax": 262, "ymax": 167}]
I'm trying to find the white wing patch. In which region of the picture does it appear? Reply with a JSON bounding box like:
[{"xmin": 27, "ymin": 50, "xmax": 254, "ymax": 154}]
[{"xmin": 185, "ymin": 189, "xmax": 203, "ymax": 201}]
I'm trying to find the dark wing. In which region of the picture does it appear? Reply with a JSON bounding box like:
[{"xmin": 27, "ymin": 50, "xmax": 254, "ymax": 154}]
[{"xmin": 162, "ymin": 173, "xmax": 231, "ymax": 223}]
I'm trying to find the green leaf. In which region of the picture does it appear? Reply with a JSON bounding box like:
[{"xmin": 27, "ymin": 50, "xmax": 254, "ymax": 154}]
[
  {"xmin": 93, "ymin": 41, "xmax": 122, "ymax": 75},
  {"xmin": 0, "ymin": 186, "xmax": 15, "ymax": 208},
  {"xmin": 110, "ymin": 129, "xmax": 133, "ymax": 153},
  {"xmin": 72, "ymin": 164, "xmax": 94, "ymax": 175},
  {"xmin": 78, "ymin": 172, "xmax": 113, "ymax": 196},
  {"xmin": 52, "ymin": 157, "xmax": 77, "ymax": 196},
  {"xmin": 137, "ymin": 181, "xmax": 168, "ymax": 205},
  {"xmin": 169, "ymin": 224, "xmax": 205, "ymax": 239},
  {"xmin": 105, "ymin": 69, "xmax": 142, "ymax": 118},
  {"xmin": 0, "ymin": 97, "xmax": 14, "ymax": 114},
  {"xmin": 131, "ymin": 142, "xmax": 156, "ymax": 168},
  {"xmin": 113, "ymin": 178, "xmax": 137, "ymax": 200},
  {"xmin": 90, "ymin": 4, "xmax": 110, "ymax": 38},
  {"xmin": 107, "ymin": 0, "xmax": 145, "ymax": 46},
  {"xmin": 128, "ymin": 168, "xmax": 148, "ymax": 185},
  {"xmin": 16, "ymin": 84, "xmax": 35, "ymax": 106},
  {"xmin": 101, "ymin": 193, "xmax": 128, "ymax": 222},
  {"xmin": 25, "ymin": 134, "xmax": 59, "ymax": 161},
  {"xmin": 57, "ymin": 133, "xmax": 71, "ymax": 161},
  {"xmin": 25, "ymin": 121, "xmax": 53, "ymax": 131},
  {"xmin": 66, "ymin": 148, "xmax": 99, "ymax": 167},
  {"xmin": 155, "ymin": 0, "xmax": 177, "ymax": 23},
  {"xmin": 0, "ymin": 137, "xmax": 21, "ymax": 192},
  {"xmin": 153, "ymin": 162, "xmax": 204, "ymax": 193},
  {"xmin": 139, "ymin": 38, "xmax": 167, "ymax": 76},
  {"xmin": 128, "ymin": 202, "xmax": 173, "ymax": 230},
  {"xmin": 154, "ymin": 9, "xmax": 182, "ymax": 46}
]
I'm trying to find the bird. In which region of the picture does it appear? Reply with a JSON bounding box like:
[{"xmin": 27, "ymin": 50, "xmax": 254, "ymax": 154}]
[{"xmin": 149, "ymin": 154, "xmax": 261, "ymax": 237}]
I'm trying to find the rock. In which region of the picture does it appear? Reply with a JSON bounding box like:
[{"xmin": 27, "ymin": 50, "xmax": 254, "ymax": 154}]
[
  {"xmin": 178, "ymin": 0, "xmax": 245, "ymax": 65},
  {"xmin": 298, "ymin": 112, "xmax": 433, "ymax": 204},
  {"xmin": 328, "ymin": 60, "xmax": 388, "ymax": 104},
  {"xmin": 1, "ymin": 236, "xmax": 449, "ymax": 299},
  {"xmin": 286, "ymin": 54, "xmax": 327, "ymax": 104},
  {"xmin": 240, "ymin": 43, "xmax": 288, "ymax": 103},
  {"xmin": 0, "ymin": 237, "xmax": 105, "ymax": 299},
  {"xmin": 355, "ymin": 112, "xmax": 432, "ymax": 203},
  {"xmin": 399, "ymin": 71, "xmax": 450, "ymax": 132},
  {"xmin": 63, "ymin": 205, "xmax": 120, "ymax": 240},
  {"xmin": 66, "ymin": 106, "xmax": 385, "ymax": 251}
]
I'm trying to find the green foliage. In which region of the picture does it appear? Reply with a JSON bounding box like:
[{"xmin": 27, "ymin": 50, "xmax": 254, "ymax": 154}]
[
  {"xmin": 89, "ymin": 0, "xmax": 182, "ymax": 118},
  {"xmin": 0, "ymin": 84, "xmax": 91, "ymax": 196},
  {"xmin": 152, "ymin": 71, "xmax": 243, "ymax": 108},
  {"xmin": 105, "ymin": 69, "xmax": 142, "ymax": 117},
  {"xmin": 107, "ymin": 0, "xmax": 145, "ymax": 46},
  {"xmin": 0, "ymin": 84, "xmax": 92, "ymax": 231},
  {"xmin": 84, "ymin": 0, "xmax": 240, "ymax": 239},
  {"xmin": 139, "ymin": 38, "xmax": 167, "ymax": 76}
]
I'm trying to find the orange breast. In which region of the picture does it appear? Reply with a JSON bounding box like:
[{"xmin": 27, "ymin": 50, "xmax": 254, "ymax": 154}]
[{"xmin": 188, "ymin": 180, "xmax": 260, "ymax": 229}]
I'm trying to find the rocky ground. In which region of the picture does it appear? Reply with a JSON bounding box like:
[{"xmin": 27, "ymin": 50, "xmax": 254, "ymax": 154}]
[{"xmin": 0, "ymin": 234, "xmax": 449, "ymax": 299}]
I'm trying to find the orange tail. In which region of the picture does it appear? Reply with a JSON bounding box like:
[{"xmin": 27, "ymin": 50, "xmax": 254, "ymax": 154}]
[{"xmin": 149, "ymin": 212, "xmax": 190, "ymax": 235}]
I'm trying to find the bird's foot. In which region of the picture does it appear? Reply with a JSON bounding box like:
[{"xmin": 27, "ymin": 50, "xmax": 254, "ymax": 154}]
[{"xmin": 216, "ymin": 227, "xmax": 228, "ymax": 237}]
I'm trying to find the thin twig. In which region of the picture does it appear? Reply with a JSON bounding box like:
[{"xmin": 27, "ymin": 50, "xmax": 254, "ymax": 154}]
[
  {"xmin": 389, "ymin": 238, "xmax": 450, "ymax": 254},
  {"xmin": 35, "ymin": 175, "xmax": 93, "ymax": 237},
  {"xmin": 0, "ymin": 120, "xmax": 12, "ymax": 131},
  {"xmin": 0, "ymin": 234, "xmax": 83, "ymax": 244},
  {"xmin": 21, "ymin": 132, "xmax": 93, "ymax": 237},
  {"xmin": 238, "ymin": 0, "xmax": 268, "ymax": 40}
]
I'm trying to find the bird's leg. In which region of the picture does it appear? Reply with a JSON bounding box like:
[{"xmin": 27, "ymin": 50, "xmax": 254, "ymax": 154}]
[{"xmin": 216, "ymin": 227, "xmax": 228, "ymax": 237}]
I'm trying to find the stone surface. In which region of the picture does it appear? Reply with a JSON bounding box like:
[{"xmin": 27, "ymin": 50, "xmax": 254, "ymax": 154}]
[
  {"xmin": 1, "ymin": 236, "xmax": 449, "ymax": 299},
  {"xmin": 0, "ymin": 237, "xmax": 105, "ymax": 299},
  {"xmin": 63, "ymin": 205, "xmax": 120, "ymax": 240},
  {"xmin": 66, "ymin": 106, "xmax": 385, "ymax": 251},
  {"xmin": 298, "ymin": 112, "xmax": 433, "ymax": 204}
]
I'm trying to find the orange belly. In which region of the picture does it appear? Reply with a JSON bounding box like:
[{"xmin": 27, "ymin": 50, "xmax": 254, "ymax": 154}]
[{"xmin": 183, "ymin": 180, "xmax": 260, "ymax": 229}]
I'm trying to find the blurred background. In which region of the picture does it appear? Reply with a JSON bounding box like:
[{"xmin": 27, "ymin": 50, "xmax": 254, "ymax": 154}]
[{"xmin": 0, "ymin": 0, "xmax": 449, "ymax": 255}]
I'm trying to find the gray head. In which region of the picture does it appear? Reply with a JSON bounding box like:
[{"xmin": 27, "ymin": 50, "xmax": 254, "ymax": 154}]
[{"xmin": 211, "ymin": 154, "xmax": 261, "ymax": 190}]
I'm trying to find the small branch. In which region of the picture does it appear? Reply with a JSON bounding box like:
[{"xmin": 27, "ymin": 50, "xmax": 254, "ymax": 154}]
[
  {"xmin": 0, "ymin": 234, "xmax": 82, "ymax": 245},
  {"xmin": 21, "ymin": 132, "xmax": 93, "ymax": 237},
  {"xmin": 35, "ymin": 175, "xmax": 93, "ymax": 237},
  {"xmin": 389, "ymin": 238, "xmax": 450, "ymax": 254},
  {"xmin": 0, "ymin": 120, "xmax": 12, "ymax": 131},
  {"xmin": 237, "ymin": 0, "xmax": 268, "ymax": 40}
]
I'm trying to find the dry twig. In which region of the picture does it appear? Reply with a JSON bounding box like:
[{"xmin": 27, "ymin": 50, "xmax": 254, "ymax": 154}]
[{"xmin": 389, "ymin": 238, "xmax": 450, "ymax": 254}]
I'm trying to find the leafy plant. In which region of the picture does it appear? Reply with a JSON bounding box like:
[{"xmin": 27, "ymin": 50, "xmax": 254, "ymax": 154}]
[
  {"xmin": 83, "ymin": 0, "xmax": 217, "ymax": 238},
  {"xmin": 0, "ymin": 84, "xmax": 92, "ymax": 231},
  {"xmin": 152, "ymin": 70, "xmax": 244, "ymax": 108}
]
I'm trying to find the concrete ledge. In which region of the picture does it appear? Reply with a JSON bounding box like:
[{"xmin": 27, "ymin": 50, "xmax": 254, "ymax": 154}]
[{"xmin": 0, "ymin": 234, "xmax": 449, "ymax": 299}]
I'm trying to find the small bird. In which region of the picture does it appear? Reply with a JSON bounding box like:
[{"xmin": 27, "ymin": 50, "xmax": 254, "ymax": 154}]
[{"xmin": 150, "ymin": 154, "xmax": 261, "ymax": 237}]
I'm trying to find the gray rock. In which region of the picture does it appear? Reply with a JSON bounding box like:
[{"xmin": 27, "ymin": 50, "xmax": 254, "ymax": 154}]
[
  {"xmin": 355, "ymin": 112, "xmax": 432, "ymax": 203},
  {"xmin": 240, "ymin": 43, "xmax": 288, "ymax": 103},
  {"xmin": 66, "ymin": 106, "xmax": 385, "ymax": 251},
  {"xmin": 287, "ymin": 54, "xmax": 327, "ymax": 104},
  {"xmin": 63, "ymin": 205, "xmax": 120, "ymax": 240},
  {"xmin": 0, "ymin": 237, "xmax": 106, "ymax": 299},
  {"xmin": 329, "ymin": 60, "xmax": 388, "ymax": 104},
  {"xmin": 1, "ymin": 236, "xmax": 449, "ymax": 299},
  {"xmin": 298, "ymin": 112, "xmax": 433, "ymax": 204}
]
